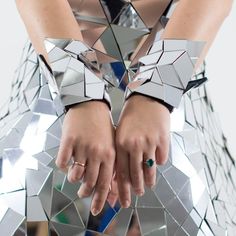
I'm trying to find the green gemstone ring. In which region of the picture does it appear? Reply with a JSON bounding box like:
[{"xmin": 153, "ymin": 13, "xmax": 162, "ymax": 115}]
[{"xmin": 144, "ymin": 159, "xmax": 155, "ymax": 168}]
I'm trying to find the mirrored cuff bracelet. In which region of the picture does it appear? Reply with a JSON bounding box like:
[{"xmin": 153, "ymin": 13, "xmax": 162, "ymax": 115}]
[
  {"xmin": 38, "ymin": 38, "xmax": 207, "ymax": 115},
  {"xmin": 38, "ymin": 38, "xmax": 112, "ymax": 112},
  {"xmin": 124, "ymin": 39, "xmax": 207, "ymax": 110}
]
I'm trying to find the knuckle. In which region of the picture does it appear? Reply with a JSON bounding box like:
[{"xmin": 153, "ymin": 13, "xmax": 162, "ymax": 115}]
[
  {"xmin": 159, "ymin": 133, "xmax": 169, "ymax": 146},
  {"xmin": 98, "ymin": 183, "xmax": 108, "ymax": 192},
  {"xmin": 118, "ymin": 171, "xmax": 129, "ymax": 182},
  {"xmin": 120, "ymin": 190, "xmax": 130, "ymax": 198},
  {"xmin": 92, "ymin": 153, "xmax": 103, "ymax": 163},
  {"xmin": 146, "ymin": 136, "xmax": 157, "ymax": 146},
  {"xmin": 77, "ymin": 140, "xmax": 88, "ymax": 150},
  {"xmin": 85, "ymin": 181, "xmax": 96, "ymax": 190},
  {"xmin": 116, "ymin": 137, "xmax": 126, "ymax": 149},
  {"xmin": 87, "ymin": 144, "xmax": 103, "ymax": 155},
  {"xmin": 105, "ymin": 148, "xmax": 116, "ymax": 158},
  {"xmin": 111, "ymin": 186, "xmax": 118, "ymax": 195},
  {"xmin": 86, "ymin": 147, "xmax": 114, "ymax": 163},
  {"xmin": 127, "ymin": 136, "xmax": 144, "ymax": 150},
  {"xmin": 92, "ymin": 155, "xmax": 101, "ymax": 163},
  {"xmin": 64, "ymin": 134, "xmax": 76, "ymax": 144},
  {"xmin": 132, "ymin": 171, "xmax": 141, "ymax": 182},
  {"xmin": 55, "ymin": 158, "xmax": 67, "ymax": 169}
]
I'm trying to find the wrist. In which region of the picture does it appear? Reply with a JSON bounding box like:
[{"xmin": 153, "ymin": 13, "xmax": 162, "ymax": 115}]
[
  {"xmin": 124, "ymin": 93, "xmax": 172, "ymax": 114},
  {"xmin": 126, "ymin": 93, "xmax": 173, "ymax": 113},
  {"xmin": 64, "ymin": 98, "xmax": 111, "ymax": 113},
  {"xmin": 65, "ymin": 99, "xmax": 110, "ymax": 112}
]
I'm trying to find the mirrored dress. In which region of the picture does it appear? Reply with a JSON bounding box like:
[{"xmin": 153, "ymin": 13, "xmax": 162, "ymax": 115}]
[{"xmin": 0, "ymin": 0, "xmax": 236, "ymax": 235}]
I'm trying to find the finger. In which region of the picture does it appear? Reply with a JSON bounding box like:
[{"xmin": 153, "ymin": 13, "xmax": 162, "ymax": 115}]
[
  {"xmin": 56, "ymin": 136, "xmax": 74, "ymax": 171},
  {"xmin": 91, "ymin": 162, "xmax": 113, "ymax": 216},
  {"xmin": 116, "ymin": 148, "xmax": 131, "ymax": 208},
  {"xmin": 155, "ymin": 136, "xmax": 170, "ymax": 165},
  {"xmin": 107, "ymin": 175, "xmax": 118, "ymax": 208},
  {"xmin": 143, "ymin": 147, "xmax": 157, "ymax": 188},
  {"xmin": 129, "ymin": 149, "xmax": 144, "ymax": 196},
  {"xmin": 77, "ymin": 158, "xmax": 100, "ymax": 198},
  {"xmin": 67, "ymin": 146, "xmax": 87, "ymax": 183}
]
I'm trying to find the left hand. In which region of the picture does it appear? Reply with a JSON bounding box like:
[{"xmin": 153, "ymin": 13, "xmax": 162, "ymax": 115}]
[{"xmin": 115, "ymin": 94, "xmax": 170, "ymax": 208}]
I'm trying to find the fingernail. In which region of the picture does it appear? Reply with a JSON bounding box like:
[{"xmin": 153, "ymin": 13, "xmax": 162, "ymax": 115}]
[
  {"xmin": 77, "ymin": 188, "xmax": 84, "ymax": 198},
  {"xmin": 91, "ymin": 208, "xmax": 100, "ymax": 216},
  {"xmin": 150, "ymin": 184, "xmax": 156, "ymax": 190},
  {"xmin": 137, "ymin": 191, "xmax": 144, "ymax": 196},
  {"xmin": 135, "ymin": 188, "xmax": 144, "ymax": 196},
  {"xmin": 122, "ymin": 200, "xmax": 130, "ymax": 208},
  {"xmin": 110, "ymin": 200, "xmax": 116, "ymax": 208}
]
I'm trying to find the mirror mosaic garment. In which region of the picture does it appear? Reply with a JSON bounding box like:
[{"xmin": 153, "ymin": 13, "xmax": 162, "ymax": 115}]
[{"xmin": 0, "ymin": 0, "xmax": 235, "ymax": 235}]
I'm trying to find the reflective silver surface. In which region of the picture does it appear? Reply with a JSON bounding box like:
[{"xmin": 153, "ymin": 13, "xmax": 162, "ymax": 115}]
[
  {"xmin": 0, "ymin": 0, "xmax": 235, "ymax": 235},
  {"xmin": 40, "ymin": 38, "xmax": 112, "ymax": 111},
  {"xmin": 125, "ymin": 40, "xmax": 206, "ymax": 108}
]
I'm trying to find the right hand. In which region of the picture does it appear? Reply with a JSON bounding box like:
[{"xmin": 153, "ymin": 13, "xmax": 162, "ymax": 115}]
[{"xmin": 56, "ymin": 101, "xmax": 116, "ymax": 216}]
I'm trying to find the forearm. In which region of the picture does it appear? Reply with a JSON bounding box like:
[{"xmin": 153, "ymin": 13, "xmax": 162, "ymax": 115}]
[
  {"xmin": 15, "ymin": 0, "xmax": 82, "ymax": 62},
  {"xmin": 125, "ymin": 0, "xmax": 233, "ymax": 109},
  {"xmin": 161, "ymin": 0, "xmax": 233, "ymax": 68}
]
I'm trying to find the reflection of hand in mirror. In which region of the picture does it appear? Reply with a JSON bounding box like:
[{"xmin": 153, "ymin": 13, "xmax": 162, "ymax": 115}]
[
  {"xmin": 115, "ymin": 94, "xmax": 170, "ymax": 208},
  {"xmin": 103, "ymin": 210, "xmax": 142, "ymax": 235},
  {"xmin": 56, "ymin": 100, "xmax": 116, "ymax": 216}
]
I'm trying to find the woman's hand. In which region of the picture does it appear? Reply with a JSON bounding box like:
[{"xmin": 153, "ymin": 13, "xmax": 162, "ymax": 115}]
[
  {"xmin": 106, "ymin": 173, "xmax": 119, "ymax": 208},
  {"xmin": 56, "ymin": 101, "xmax": 116, "ymax": 216},
  {"xmin": 115, "ymin": 94, "xmax": 170, "ymax": 208}
]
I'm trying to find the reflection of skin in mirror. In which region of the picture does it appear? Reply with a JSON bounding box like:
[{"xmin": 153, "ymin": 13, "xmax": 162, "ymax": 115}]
[
  {"xmin": 71, "ymin": 0, "xmax": 108, "ymax": 49},
  {"xmin": 15, "ymin": 0, "xmax": 164, "ymax": 68},
  {"xmin": 130, "ymin": 22, "xmax": 163, "ymax": 67},
  {"xmin": 15, "ymin": 0, "xmax": 234, "ymax": 103},
  {"xmin": 132, "ymin": 0, "xmax": 171, "ymax": 27},
  {"xmin": 70, "ymin": 0, "xmax": 170, "ymax": 28},
  {"xmin": 126, "ymin": 215, "xmax": 142, "ymax": 236},
  {"xmin": 103, "ymin": 217, "xmax": 117, "ymax": 235},
  {"xmin": 104, "ymin": 212, "xmax": 142, "ymax": 236},
  {"xmin": 69, "ymin": 0, "xmax": 105, "ymax": 19},
  {"xmin": 27, "ymin": 222, "xmax": 48, "ymax": 236},
  {"xmin": 28, "ymin": 208, "xmax": 141, "ymax": 236},
  {"xmin": 71, "ymin": 0, "xmax": 161, "ymax": 64},
  {"xmin": 79, "ymin": 22, "xmax": 107, "ymax": 47}
]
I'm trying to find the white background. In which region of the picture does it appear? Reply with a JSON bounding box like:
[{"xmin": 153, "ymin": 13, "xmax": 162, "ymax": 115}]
[{"xmin": 0, "ymin": 1, "xmax": 235, "ymax": 155}]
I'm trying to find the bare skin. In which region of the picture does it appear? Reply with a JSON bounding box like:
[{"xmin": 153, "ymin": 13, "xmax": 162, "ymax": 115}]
[
  {"xmin": 115, "ymin": 95, "xmax": 170, "ymax": 203},
  {"xmin": 113, "ymin": 0, "xmax": 233, "ymax": 208},
  {"xmin": 16, "ymin": 0, "xmax": 233, "ymax": 212},
  {"xmin": 15, "ymin": 0, "xmax": 83, "ymax": 62},
  {"xmin": 59, "ymin": 101, "xmax": 115, "ymax": 215},
  {"xmin": 16, "ymin": 0, "xmax": 115, "ymax": 216}
]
